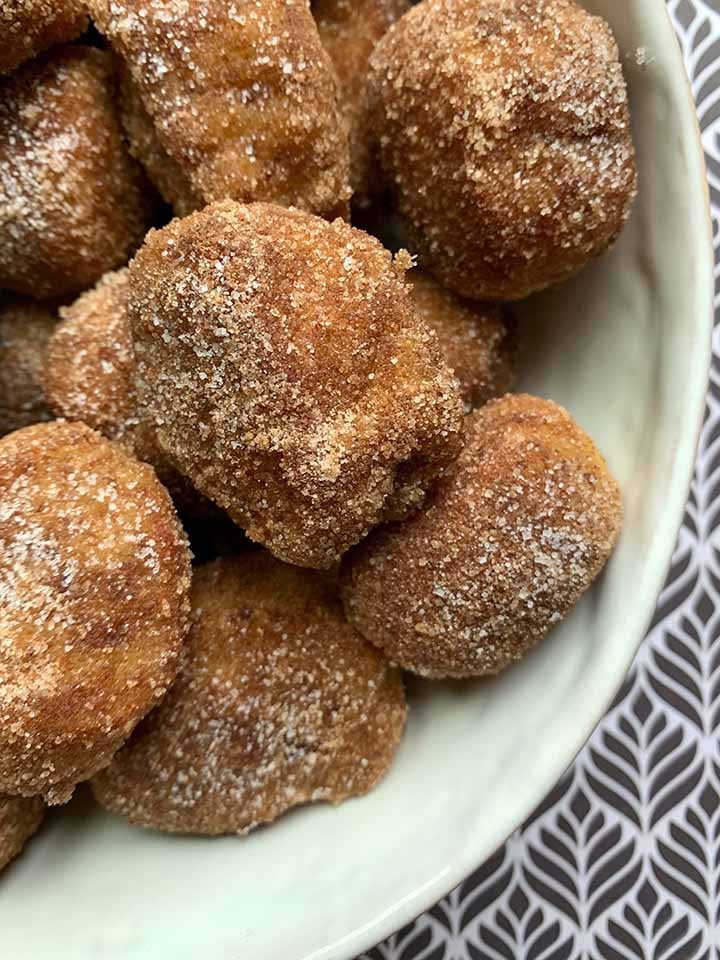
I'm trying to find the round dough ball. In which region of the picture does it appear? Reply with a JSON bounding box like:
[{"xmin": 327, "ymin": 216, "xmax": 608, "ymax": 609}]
[
  {"xmin": 42, "ymin": 270, "xmax": 217, "ymax": 521},
  {"xmin": 342, "ymin": 394, "xmax": 623, "ymax": 678},
  {"xmin": 0, "ymin": 296, "xmax": 55, "ymax": 436},
  {"xmin": 365, "ymin": 0, "xmax": 637, "ymax": 300},
  {"xmin": 0, "ymin": 46, "xmax": 156, "ymax": 300},
  {"xmin": 129, "ymin": 200, "xmax": 464, "ymax": 569},
  {"xmin": 0, "ymin": 421, "xmax": 191, "ymax": 803},
  {"xmin": 92, "ymin": 552, "xmax": 406, "ymax": 835},
  {"xmin": 408, "ymin": 271, "xmax": 515, "ymax": 411},
  {"xmin": 312, "ymin": 0, "xmax": 409, "ymax": 198},
  {"xmin": 90, "ymin": 0, "xmax": 351, "ymax": 218},
  {"xmin": 0, "ymin": 794, "xmax": 44, "ymax": 871},
  {"xmin": 0, "ymin": 0, "xmax": 87, "ymax": 75}
]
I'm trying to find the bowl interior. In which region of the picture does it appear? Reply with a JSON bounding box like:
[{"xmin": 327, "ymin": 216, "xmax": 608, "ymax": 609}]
[{"xmin": 0, "ymin": 2, "xmax": 713, "ymax": 958}]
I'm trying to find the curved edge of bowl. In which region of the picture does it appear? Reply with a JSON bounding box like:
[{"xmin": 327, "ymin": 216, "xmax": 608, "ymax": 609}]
[{"xmin": 317, "ymin": 8, "xmax": 716, "ymax": 960}]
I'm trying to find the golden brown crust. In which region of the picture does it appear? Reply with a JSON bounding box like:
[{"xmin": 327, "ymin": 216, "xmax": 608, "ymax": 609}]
[
  {"xmin": 0, "ymin": 421, "xmax": 192, "ymax": 803},
  {"xmin": 407, "ymin": 271, "xmax": 515, "ymax": 411},
  {"xmin": 342, "ymin": 394, "xmax": 623, "ymax": 678},
  {"xmin": 44, "ymin": 270, "xmax": 135, "ymax": 444},
  {"xmin": 42, "ymin": 270, "xmax": 218, "ymax": 522},
  {"xmin": 0, "ymin": 794, "xmax": 44, "ymax": 871},
  {"xmin": 92, "ymin": 553, "xmax": 406, "ymax": 835},
  {"xmin": 129, "ymin": 201, "xmax": 464, "ymax": 569},
  {"xmin": 312, "ymin": 0, "xmax": 409, "ymax": 199},
  {"xmin": 0, "ymin": 0, "xmax": 87, "ymax": 75},
  {"xmin": 90, "ymin": 0, "xmax": 351, "ymax": 218},
  {"xmin": 0, "ymin": 296, "xmax": 55, "ymax": 436},
  {"xmin": 365, "ymin": 0, "xmax": 637, "ymax": 300},
  {"xmin": 0, "ymin": 46, "xmax": 156, "ymax": 300}
]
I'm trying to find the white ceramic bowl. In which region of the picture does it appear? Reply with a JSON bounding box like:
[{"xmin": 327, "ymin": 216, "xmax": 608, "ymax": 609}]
[{"xmin": 0, "ymin": 2, "xmax": 713, "ymax": 958}]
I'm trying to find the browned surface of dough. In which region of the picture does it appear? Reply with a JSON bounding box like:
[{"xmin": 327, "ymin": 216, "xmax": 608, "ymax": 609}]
[
  {"xmin": 408, "ymin": 271, "xmax": 515, "ymax": 411},
  {"xmin": 0, "ymin": 0, "xmax": 87, "ymax": 74},
  {"xmin": 92, "ymin": 552, "xmax": 406, "ymax": 835},
  {"xmin": 312, "ymin": 0, "xmax": 409, "ymax": 199},
  {"xmin": 129, "ymin": 200, "xmax": 464, "ymax": 569},
  {"xmin": 0, "ymin": 296, "xmax": 55, "ymax": 436},
  {"xmin": 90, "ymin": 0, "xmax": 351, "ymax": 217},
  {"xmin": 0, "ymin": 421, "xmax": 192, "ymax": 803},
  {"xmin": 365, "ymin": 0, "xmax": 637, "ymax": 300},
  {"xmin": 0, "ymin": 794, "xmax": 44, "ymax": 872},
  {"xmin": 0, "ymin": 46, "xmax": 156, "ymax": 299},
  {"xmin": 342, "ymin": 394, "xmax": 623, "ymax": 678},
  {"xmin": 43, "ymin": 270, "xmax": 218, "ymax": 521}
]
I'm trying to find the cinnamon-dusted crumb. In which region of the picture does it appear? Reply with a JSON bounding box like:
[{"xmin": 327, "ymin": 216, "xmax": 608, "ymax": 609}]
[
  {"xmin": 129, "ymin": 200, "xmax": 464, "ymax": 569},
  {"xmin": 407, "ymin": 271, "xmax": 516, "ymax": 411},
  {"xmin": 0, "ymin": 421, "xmax": 192, "ymax": 803},
  {"xmin": 312, "ymin": 0, "xmax": 409, "ymax": 200},
  {"xmin": 92, "ymin": 552, "xmax": 406, "ymax": 835},
  {"xmin": 0, "ymin": 46, "xmax": 156, "ymax": 300},
  {"xmin": 43, "ymin": 270, "xmax": 219, "ymax": 522},
  {"xmin": 0, "ymin": 296, "xmax": 55, "ymax": 436},
  {"xmin": 0, "ymin": 0, "xmax": 87, "ymax": 74},
  {"xmin": 342, "ymin": 394, "xmax": 623, "ymax": 678},
  {"xmin": 365, "ymin": 0, "xmax": 637, "ymax": 300},
  {"xmin": 89, "ymin": 0, "xmax": 351, "ymax": 218},
  {"xmin": 0, "ymin": 794, "xmax": 44, "ymax": 871}
]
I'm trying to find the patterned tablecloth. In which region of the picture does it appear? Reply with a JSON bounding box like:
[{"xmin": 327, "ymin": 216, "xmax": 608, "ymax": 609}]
[{"xmin": 363, "ymin": 2, "xmax": 720, "ymax": 957}]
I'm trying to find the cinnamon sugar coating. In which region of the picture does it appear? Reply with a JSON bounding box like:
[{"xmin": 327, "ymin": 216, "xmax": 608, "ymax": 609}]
[
  {"xmin": 312, "ymin": 0, "xmax": 409, "ymax": 199},
  {"xmin": 92, "ymin": 552, "xmax": 406, "ymax": 835},
  {"xmin": 0, "ymin": 46, "xmax": 155, "ymax": 300},
  {"xmin": 129, "ymin": 201, "xmax": 465, "ymax": 569},
  {"xmin": 89, "ymin": 0, "xmax": 351, "ymax": 217},
  {"xmin": 43, "ymin": 270, "xmax": 217, "ymax": 521},
  {"xmin": 342, "ymin": 394, "xmax": 623, "ymax": 678},
  {"xmin": 0, "ymin": 0, "xmax": 87, "ymax": 75},
  {"xmin": 0, "ymin": 794, "xmax": 44, "ymax": 871},
  {"xmin": 0, "ymin": 297, "xmax": 55, "ymax": 436},
  {"xmin": 408, "ymin": 271, "xmax": 515, "ymax": 411},
  {"xmin": 365, "ymin": 0, "xmax": 637, "ymax": 300},
  {"xmin": 0, "ymin": 421, "xmax": 192, "ymax": 803}
]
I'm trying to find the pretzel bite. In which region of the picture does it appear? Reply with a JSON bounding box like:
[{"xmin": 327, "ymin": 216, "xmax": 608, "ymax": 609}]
[
  {"xmin": 365, "ymin": 0, "xmax": 637, "ymax": 300},
  {"xmin": 342, "ymin": 394, "xmax": 623, "ymax": 678},
  {"xmin": 408, "ymin": 271, "xmax": 515, "ymax": 411},
  {"xmin": 89, "ymin": 0, "xmax": 350, "ymax": 217},
  {"xmin": 312, "ymin": 0, "xmax": 409, "ymax": 198},
  {"xmin": 0, "ymin": 46, "xmax": 155, "ymax": 299},
  {"xmin": 0, "ymin": 296, "xmax": 55, "ymax": 436},
  {"xmin": 42, "ymin": 270, "xmax": 217, "ymax": 521},
  {"xmin": 0, "ymin": 0, "xmax": 87, "ymax": 75},
  {"xmin": 0, "ymin": 421, "xmax": 191, "ymax": 803},
  {"xmin": 0, "ymin": 794, "xmax": 44, "ymax": 872},
  {"xmin": 92, "ymin": 552, "xmax": 406, "ymax": 834},
  {"xmin": 129, "ymin": 200, "xmax": 464, "ymax": 569}
]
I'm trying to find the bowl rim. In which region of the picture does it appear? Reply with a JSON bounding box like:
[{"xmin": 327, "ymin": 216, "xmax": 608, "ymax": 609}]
[{"xmin": 319, "ymin": 7, "xmax": 716, "ymax": 959}]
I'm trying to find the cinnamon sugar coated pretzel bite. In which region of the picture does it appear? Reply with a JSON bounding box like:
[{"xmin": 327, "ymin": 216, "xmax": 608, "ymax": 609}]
[
  {"xmin": 0, "ymin": 46, "xmax": 155, "ymax": 300},
  {"xmin": 342, "ymin": 395, "xmax": 623, "ymax": 678},
  {"xmin": 407, "ymin": 271, "xmax": 516, "ymax": 411},
  {"xmin": 312, "ymin": 0, "xmax": 410, "ymax": 197},
  {"xmin": 0, "ymin": 794, "xmax": 44, "ymax": 871},
  {"xmin": 129, "ymin": 200, "xmax": 464, "ymax": 569},
  {"xmin": 0, "ymin": 0, "xmax": 87, "ymax": 75},
  {"xmin": 0, "ymin": 297, "xmax": 55, "ymax": 436},
  {"xmin": 43, "ymin": 270, "xmax": 217, "ymax": 521},
  {"xmin": 43, "ymin": 271, "xmax": 136, "ymax": 446},
  {"xmin": 92, "ymin": 553, "xmax": 407, "ymax": 835},
  {"xmin": 0, "ymin": 421, "xmax": 191, "ymax": 803},
  {"xmin": 365, "ymin": 0, "xmax": 637, "ymax": 300},
  {"xmin": 89, "ymin": 0, "xmax": 350, "ymax": 217}
]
